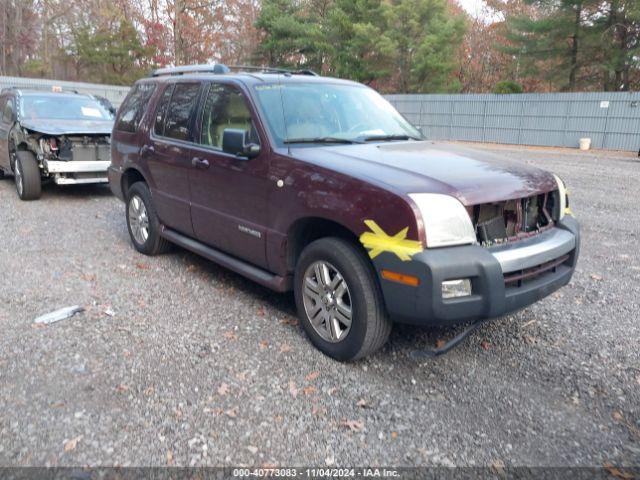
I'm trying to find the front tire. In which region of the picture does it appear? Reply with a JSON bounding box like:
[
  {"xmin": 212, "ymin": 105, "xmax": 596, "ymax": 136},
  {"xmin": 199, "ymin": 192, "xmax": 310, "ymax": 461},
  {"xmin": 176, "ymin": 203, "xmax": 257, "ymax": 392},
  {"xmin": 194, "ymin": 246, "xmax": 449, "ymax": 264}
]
[
  {"xmin": 294, "ymin": 237, "xmax": 391, "ymax": 361},
  {"xmin": 15, "ymin": 151, "xmax": 42, "ymax": 200},
  {"xmin": 126, "ymin": 182, "xmax": 171, "ymax": 255}
]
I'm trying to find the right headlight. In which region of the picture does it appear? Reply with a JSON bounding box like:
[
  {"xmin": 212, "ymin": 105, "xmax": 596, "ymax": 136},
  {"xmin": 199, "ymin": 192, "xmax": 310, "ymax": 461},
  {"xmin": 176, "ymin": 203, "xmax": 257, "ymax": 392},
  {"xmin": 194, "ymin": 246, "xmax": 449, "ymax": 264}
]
[
  {"xmin": 553, "ymin": 174, "xmax": 569, "ymax": 219},
  {"xmin": 408, "ymin": 193, "xmax": 476, "ymax": 248}
]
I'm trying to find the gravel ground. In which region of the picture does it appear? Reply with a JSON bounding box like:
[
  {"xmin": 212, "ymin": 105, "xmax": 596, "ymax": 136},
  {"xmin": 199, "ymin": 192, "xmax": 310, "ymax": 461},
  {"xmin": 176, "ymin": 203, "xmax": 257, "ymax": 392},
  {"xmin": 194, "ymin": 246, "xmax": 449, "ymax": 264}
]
[{"xmin": 0, "ymin": 143, "xmax": 638, "ymax": 468}]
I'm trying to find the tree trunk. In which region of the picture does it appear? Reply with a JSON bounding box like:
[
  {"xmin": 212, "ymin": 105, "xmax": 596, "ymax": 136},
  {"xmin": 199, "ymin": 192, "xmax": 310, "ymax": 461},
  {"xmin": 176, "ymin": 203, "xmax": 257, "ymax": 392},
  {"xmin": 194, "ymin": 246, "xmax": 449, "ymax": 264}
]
[
  {"xmin": 174, "ymin": 0, "xmax": 186, "ymax": 65},
  {"xmin": 567, "ymin": 2, "xmax": 582, "ymax": 91}
]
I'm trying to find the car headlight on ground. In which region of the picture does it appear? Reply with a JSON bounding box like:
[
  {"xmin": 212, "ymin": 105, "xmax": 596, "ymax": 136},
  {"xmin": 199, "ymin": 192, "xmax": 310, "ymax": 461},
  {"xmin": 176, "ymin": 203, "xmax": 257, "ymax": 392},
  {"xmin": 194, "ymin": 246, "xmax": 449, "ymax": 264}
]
[
  {"xmin": 553, "ymin": 174, "xmax": 570, "ymax": 218},
  {"xmin": 409, "ymin": 193, "xmax": 476, "ymax": 248}
]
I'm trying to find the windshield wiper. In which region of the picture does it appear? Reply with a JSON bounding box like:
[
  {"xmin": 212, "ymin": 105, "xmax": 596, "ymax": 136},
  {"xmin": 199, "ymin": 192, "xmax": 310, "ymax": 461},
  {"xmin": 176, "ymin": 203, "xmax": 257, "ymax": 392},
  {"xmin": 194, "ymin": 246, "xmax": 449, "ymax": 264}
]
[
  {"xmin": 283, "ymin": 136, "xmax": 361, "ymax": 145},
  {"xmin": 361, "ymin": 134, "xmax": 421, "ymax": 142}
]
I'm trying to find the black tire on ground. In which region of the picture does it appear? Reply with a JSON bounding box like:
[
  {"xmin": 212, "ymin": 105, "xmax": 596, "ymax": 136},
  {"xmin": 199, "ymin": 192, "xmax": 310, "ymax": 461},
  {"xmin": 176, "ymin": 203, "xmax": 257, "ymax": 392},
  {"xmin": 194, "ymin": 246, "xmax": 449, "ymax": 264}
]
[
  {"xmin": 294, "ymin": 237, "xmax": 392, "ymax": 361},
  {"xmin": 15, "ymin": 151, "xmax": 42, "ymax": 200},
  {"xmin": 126, "ymin": 181, "xmax": 171, "ymax": 256},
  {"xmin": 0, "ymin": 168, "xmax": 4, "ymax": 179}
]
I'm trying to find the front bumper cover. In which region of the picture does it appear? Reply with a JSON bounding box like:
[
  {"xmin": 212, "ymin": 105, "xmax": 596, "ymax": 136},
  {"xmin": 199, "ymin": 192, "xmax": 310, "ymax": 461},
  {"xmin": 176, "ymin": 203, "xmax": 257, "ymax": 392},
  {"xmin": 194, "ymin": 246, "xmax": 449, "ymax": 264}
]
[{"xmin": 376, "ymin": 216, "xmax": 580, "ymax": 326}]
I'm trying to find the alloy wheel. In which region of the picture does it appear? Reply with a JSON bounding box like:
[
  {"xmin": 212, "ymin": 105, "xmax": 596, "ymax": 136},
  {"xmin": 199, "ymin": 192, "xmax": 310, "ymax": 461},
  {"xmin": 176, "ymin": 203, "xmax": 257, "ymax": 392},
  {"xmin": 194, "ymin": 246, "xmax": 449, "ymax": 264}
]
[
  {"xmin": 128, "ymin": 195, "xmax": 150, "ymax": 245},
  {"xmin": 302, "ymin": 260, "xmax": 353, "ymax": 343}
]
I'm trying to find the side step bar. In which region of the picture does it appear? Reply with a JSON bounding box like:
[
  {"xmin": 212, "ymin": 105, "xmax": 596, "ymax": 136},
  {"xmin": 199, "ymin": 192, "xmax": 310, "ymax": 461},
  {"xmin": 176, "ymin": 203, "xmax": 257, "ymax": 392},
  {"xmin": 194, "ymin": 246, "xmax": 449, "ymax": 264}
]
[{"xmin": 160, "ymin": 226, "xmax": 292, "ymax": 292}]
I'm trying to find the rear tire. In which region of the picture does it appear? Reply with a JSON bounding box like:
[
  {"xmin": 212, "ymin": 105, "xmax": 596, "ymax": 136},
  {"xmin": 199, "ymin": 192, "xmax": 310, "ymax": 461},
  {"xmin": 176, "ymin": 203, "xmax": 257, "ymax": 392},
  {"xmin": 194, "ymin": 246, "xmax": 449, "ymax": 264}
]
[
  {"xmin": 126, "ymin": 181, "xmax": 171, "ymax": 255},
  {"xmin": 294, "ymin": 237, "xmax": 391, "ymax": 361},
  {"xmin": 15, "ymin": 151, "xmax": 42, "ymax": 200}
]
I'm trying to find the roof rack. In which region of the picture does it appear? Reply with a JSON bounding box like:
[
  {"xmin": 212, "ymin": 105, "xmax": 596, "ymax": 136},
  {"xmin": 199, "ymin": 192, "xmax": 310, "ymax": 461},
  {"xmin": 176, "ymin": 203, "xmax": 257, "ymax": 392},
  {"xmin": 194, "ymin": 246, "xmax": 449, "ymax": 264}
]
[
  {"xmin": 151, "ymin": 63, "xmax": 318, "ymax": 77},
  {"xmin": 0, "ymin": 85, "xmax": 83, "ymax": 94}
]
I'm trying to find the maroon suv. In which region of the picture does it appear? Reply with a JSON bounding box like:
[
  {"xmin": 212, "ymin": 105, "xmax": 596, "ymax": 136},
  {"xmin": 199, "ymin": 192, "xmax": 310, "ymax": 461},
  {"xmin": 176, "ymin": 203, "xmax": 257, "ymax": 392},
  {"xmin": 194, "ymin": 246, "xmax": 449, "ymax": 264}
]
[{"xmin": 109, "ymin": 65, "xmax": 580, "ymax": 361}]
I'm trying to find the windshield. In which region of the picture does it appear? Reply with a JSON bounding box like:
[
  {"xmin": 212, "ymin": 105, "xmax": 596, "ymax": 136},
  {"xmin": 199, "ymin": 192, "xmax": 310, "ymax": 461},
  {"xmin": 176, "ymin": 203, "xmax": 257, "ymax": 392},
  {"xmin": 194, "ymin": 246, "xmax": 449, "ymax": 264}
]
[
  {"xmin": 20, "ymin": 95, "xmax": 114, "ymax": 121},
  {"xmin": 253, "ymin": 82, "xmax": 421, "ymax": 146}
]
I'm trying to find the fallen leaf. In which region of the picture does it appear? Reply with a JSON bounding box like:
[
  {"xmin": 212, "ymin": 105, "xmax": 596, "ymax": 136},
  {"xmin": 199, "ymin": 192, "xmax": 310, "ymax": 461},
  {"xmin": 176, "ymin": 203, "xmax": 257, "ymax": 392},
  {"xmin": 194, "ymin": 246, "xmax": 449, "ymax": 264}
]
[
  {"xmin": 259, "ymin": 340, "xmax": 269, "ymax": 349},
  {"xmin": 186, "ymin": 264, "xmax": 197, "ymax": 272},
  {"xmin": 327, "ymin": 387, "xmax": 338, "ymax": 395},
  {"xmin": 63, "ymin": 435, "xmax": 83, "ymax": 453},
  {"xmin": 166, "ymin": 450, "xmax": 174, "ymax": 466},
  {"xmin": 256, "ymin": 307, "xmax": 265, "ymax": 317},
  {"xmin": 289, "ymin": 380, "xmax": 298, "ymax": 398},
  {"xmin": 247, "ymin": 445, "xmax": 258, "ymax": 455},
  {"xmin": 302, "ymin": 386, "xmax": 317, "ymax": 396},
  {"xmin": 490, "ymin": 459, "xmax": 505, "ymax": 475},
  {"xmin": 223, "ymin": 331, "xmax": 238, "ymax": 340},
  {"xmin": 390, "ymin": 431, "xmax": 398, "ymax": 440},
  {"xmin": 522, "ymin": 319, "xmax": 537, "ymax": 328},
  {"xmin": 481, "ymin": 341, "xmax": 491, "ymax": 350},
  {"xmin": 225, "ymin": 407, "xmax": 238, "ymax": 418},
  {"xmin": 136, "ymin": 262, "xmax": 149, "ymax": 270},
  {"xmin": 280, "ymin": 317, "xmax": 299, "ymax": 326},
  {"xmin": 341, "ymin": 419, "xmax": 364, "ymax": 432},
  {"xmin": 356, "ymin": 399, "xmax": 369, "ymax": 409},
  {"xmin": 590, "ymin": 273, "xmax": 603, "ymax": 281},
  {"xmin": 523, "ymin": 335, "xmax": 536, "ymax": 345},
  {"xmin": 436, "ymin": 339, "xmax": 446, "ymax": 349},
  {"xmin": 305, "ymin": 371, "xmax": 320, "ymax": 382},
  {"xmin": 612, "ymin": 410, "xmax": 624, "ymax": 422},
  {"xmin": 603, "ymin": 462, "xmax": 634, "ymax": 480},
  {"xmin": 280, "ymin": 343, "xmax": 292, "ymax": 353},
  {"xmin": 143, "ymin": 386, "xmax": 155, "ymax": 396},
  {"xmin": 50, "ymin": 402, "xmax": 65, "ymax": 408},
  {"xmin": 115, "ymin": 384, "xmax": 129, "ymax": 393},
  {"xmin": 217, "ymin": 383, "xmax": 230, "ymax": 396},
  {"xmin": 236, "ymin": 370, "xmax": 249, "ymax": 381}
]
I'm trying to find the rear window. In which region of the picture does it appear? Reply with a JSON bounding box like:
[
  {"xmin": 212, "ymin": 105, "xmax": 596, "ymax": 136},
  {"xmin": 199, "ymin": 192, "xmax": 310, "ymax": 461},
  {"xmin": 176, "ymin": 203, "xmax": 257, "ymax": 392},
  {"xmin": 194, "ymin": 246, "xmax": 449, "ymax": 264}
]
[
  {"xmin": 162, "ymin": 83, "xmax": 200, "ymax": 141},
  {"xmin": 115, "ymin": 83, "xmax": 156, "ymax": 133},
  {"xmin": 154, "ymin": 85, "xmax": 175, "ymax": 136}
]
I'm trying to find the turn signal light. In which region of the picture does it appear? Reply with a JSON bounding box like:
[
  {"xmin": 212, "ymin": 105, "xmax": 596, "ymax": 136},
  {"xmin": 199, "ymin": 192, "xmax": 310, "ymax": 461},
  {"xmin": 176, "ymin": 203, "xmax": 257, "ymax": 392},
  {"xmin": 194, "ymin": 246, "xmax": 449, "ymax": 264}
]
[{"xmin": 381, "ymin": 270, "xmax": 420, "ymax": 287}]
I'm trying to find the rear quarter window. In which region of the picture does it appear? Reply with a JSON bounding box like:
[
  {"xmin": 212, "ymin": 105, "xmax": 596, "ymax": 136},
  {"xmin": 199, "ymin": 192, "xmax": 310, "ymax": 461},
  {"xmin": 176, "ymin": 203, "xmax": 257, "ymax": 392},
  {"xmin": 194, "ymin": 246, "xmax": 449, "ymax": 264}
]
[{"xmin": 115, "ymin": 83, "xmax": 156, "ymax": 133}]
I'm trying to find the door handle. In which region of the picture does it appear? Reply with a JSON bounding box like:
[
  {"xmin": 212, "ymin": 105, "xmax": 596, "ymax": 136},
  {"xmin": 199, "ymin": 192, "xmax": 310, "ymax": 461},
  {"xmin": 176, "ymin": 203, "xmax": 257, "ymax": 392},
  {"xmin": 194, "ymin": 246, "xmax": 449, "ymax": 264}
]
[
  {"xmin": 140, "ymin": 144, "xmax": 155, "ymax": 157},
  {"xmin": 192, "ymin": 157, "xmax": 210, "ymax": 169}
]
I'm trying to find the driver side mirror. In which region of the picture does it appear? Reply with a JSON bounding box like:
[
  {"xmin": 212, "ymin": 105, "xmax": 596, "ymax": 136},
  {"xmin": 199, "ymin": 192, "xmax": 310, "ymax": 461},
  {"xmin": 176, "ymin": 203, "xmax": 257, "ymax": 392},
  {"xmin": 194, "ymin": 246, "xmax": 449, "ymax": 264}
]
[{"xmin": 222, "ymin": 128, "xmax": 260, "ymax": 159}]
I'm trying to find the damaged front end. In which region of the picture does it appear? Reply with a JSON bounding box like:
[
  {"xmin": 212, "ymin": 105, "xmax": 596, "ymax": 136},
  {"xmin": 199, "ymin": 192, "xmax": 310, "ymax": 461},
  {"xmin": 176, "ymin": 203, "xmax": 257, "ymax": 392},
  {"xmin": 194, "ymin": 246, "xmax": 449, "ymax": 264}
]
[
  {"xmin": 471, "ymin": 191, "xmax": 561, "ymax": 247},
  {"xmin": 27, "ymin": 131, "xmax": 111, "ymax": 185}
]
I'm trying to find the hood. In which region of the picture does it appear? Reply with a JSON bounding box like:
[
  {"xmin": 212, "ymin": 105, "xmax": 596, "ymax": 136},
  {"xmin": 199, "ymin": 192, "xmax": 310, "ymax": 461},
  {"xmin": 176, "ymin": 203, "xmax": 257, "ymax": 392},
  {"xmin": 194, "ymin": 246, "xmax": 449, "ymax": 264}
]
[
  {"xmin": 287, "ymin": 141, "xmax": 557, "ymax": 205},
  {"xmin": 21, "ymin": 118, "xmax": 114, "ymax": 136}
]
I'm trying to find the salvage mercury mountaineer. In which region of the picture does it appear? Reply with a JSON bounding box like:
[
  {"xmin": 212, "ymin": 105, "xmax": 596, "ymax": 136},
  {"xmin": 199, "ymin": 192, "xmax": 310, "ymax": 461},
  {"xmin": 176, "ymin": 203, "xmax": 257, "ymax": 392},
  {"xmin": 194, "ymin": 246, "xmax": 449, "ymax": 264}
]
[
  {"xmin": 109, "ymin": 65, "xmax": 580, "ymax": 361},
  {"xmin": 0, "ymin": 87, "xmax": 114, "ymax": 200}
]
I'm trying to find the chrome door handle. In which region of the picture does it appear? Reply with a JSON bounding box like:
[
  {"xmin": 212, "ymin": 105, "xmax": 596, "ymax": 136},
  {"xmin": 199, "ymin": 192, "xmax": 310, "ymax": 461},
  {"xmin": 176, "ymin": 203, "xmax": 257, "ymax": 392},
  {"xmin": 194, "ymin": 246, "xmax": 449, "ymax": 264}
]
[{"xmin": 192, "ymin": 157, "xmax": 210, "ymax": 169}]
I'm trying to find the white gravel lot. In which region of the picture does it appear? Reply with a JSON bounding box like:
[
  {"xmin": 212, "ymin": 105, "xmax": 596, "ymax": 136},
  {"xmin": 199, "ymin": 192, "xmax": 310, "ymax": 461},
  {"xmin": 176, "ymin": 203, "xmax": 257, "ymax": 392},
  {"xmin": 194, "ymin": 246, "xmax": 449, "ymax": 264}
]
[{"xmin": 0, "ymin": 143, "xmax": 638, "ymax": 468}]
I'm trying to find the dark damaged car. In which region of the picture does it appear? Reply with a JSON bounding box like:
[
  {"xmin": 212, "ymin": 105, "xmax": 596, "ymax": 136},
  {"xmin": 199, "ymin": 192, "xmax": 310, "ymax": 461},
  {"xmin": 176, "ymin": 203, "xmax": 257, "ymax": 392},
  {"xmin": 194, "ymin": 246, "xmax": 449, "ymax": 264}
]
[
  {"xmin": 0, "ymin": 88, "xmax": 114, "ymax": 200},
  {"xmin": 109, "ymin": 65, "xmax": 580, "ymax": 361}
]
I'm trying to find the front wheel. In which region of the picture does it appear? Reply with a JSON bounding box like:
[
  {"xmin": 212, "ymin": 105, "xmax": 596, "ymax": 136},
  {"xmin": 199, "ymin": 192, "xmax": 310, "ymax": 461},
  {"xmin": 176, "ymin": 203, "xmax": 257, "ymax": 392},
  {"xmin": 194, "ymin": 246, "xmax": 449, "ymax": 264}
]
[
  {"xmin": 294, "ymin": 237, "xmax": 392, "ymax": 361},
  {"xmin": 15, "ymin": 151, "xmax": 42, "ymax": 200}
]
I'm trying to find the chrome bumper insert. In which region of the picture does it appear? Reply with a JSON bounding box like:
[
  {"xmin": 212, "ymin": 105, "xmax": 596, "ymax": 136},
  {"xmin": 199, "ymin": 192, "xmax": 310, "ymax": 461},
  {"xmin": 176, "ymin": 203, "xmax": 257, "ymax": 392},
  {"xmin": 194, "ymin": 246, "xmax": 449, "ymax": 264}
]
[
  {"xmin": 490, "ymin": 228, "xmax": 576, "ymax": 274},
  {"xmin": 46, "ymin": 160, "xmax": 111, "ymax": 174}
]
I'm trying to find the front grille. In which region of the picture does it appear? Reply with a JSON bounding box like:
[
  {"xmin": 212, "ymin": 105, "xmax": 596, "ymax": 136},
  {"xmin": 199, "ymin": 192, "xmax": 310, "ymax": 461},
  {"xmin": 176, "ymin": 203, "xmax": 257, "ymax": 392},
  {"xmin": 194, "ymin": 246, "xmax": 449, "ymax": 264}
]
[
  {"xmin": 503, "ymin": 254, "xmax": 570, "ymax": 287},
  {"xmin": 472, "ymin": 191, "xmax": 560, "ymax": 247}
]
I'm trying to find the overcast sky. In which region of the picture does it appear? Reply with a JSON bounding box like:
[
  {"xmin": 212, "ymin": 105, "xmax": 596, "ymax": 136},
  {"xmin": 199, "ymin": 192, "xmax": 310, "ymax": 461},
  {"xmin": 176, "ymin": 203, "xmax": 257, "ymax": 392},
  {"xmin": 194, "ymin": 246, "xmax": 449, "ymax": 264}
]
[{"xmin": 457, "ymin": 0, "xmax": 487, "ymax": 17}]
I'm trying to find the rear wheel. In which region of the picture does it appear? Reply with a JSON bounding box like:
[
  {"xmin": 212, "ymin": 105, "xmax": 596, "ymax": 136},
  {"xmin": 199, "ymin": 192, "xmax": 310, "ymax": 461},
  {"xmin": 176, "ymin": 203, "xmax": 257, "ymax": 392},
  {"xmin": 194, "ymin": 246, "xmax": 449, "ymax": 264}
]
[
  {"xmin": 14, "ymin": 151, "xmax": 42, "ymax": 200},
  {"xmin": 294, "ymin": 237, "xmax": 391, "ymax": 361},
  {"xmin": 126, "ymin": 181, "xmax": 171, "ymax": 255}
]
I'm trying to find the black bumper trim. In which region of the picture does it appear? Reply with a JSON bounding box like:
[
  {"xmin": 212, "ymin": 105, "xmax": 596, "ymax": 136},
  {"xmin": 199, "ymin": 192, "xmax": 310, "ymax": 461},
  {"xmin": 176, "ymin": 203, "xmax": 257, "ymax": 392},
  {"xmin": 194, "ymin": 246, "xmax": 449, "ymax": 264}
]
[{"xmin": 375, "ymin": 216, "xmax": 580, "ymax": 326}]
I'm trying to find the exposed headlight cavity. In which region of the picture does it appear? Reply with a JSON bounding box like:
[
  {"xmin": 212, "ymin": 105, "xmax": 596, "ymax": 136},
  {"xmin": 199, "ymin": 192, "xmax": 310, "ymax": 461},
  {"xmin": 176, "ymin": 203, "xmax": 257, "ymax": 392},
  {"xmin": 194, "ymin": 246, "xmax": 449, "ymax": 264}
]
[{"xmin": 408, "ymin": 193, "xmax": 476, "ymax": 248}]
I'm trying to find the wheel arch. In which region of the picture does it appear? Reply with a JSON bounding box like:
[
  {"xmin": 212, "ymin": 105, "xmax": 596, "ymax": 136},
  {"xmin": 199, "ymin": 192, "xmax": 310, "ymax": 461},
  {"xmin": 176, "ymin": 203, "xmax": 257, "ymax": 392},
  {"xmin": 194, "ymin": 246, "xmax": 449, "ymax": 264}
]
[
  {"xmin": 121, "ymin": 167, "xmax": 148, "ymax": 200},
  {"xmin": 286, "ymin": 216, "xmax": 367, "ymax": 272}
]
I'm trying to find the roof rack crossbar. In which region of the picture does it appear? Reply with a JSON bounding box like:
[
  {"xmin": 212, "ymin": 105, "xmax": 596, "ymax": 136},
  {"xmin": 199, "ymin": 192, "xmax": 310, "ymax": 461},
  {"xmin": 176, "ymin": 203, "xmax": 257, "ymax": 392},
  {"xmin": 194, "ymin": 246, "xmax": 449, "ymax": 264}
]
[{"xmin": 150, "ymin": 64, "xmax": 319, "ymax": 77}]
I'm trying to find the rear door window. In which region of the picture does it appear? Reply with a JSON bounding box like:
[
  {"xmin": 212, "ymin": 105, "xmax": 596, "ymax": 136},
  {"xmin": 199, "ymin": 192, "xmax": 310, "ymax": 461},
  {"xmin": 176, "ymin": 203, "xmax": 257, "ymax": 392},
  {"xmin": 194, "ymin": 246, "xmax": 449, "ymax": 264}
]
[
  {"xmin": 115, "ymin": 83, "xmax": 156, "ymax": 133},
  {"xmin": 154, "ymin": 85, "xmax": 175, "ymax": 136},
  {"xmin": 162, "ymin": 83, "xmax": 201, "ymax": 141}
]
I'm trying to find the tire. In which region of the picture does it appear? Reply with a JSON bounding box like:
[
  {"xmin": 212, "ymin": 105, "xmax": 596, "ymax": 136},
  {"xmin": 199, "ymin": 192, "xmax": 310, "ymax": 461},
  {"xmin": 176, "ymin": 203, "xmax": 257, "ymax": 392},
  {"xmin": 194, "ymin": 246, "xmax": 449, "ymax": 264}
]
[
  {"xmin": 294, "ymin": 237, "xmax": 392, "ymax": 361},
  {"xmin": 14, "ymin": 151, "xmax": 42, "ymax": 200},
  {"xmin": 125, "ymin": 181, "xmax": 171, "ymax": 255}
]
